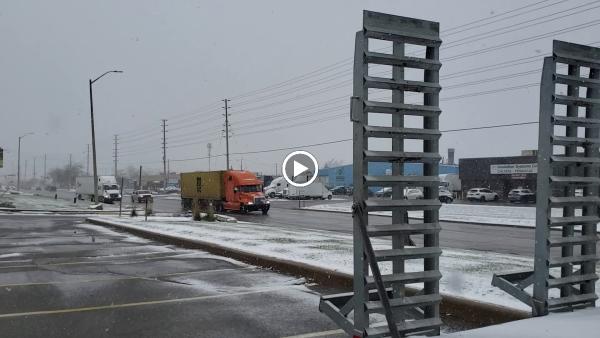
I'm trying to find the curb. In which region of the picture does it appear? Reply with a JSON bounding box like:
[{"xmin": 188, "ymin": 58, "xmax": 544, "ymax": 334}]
[{"xmin": 86, "ymin": 217, "xmax": 529, "ymax": 328}]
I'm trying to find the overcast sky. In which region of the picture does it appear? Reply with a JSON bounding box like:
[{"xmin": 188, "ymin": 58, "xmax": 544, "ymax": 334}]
[{"xmin": 1, "ymin": 0, "xmax": 599, "ymax": 178}]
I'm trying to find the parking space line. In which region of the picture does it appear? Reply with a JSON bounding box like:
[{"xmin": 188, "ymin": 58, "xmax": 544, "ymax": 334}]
[
  {"xmin": 0, "ymin": 284, "xmax": 299, "ymax": 319},
  {"xmin": 0, "ymin": 251, "xmax": 208, "ymax": 270},
  {"xmin": 281, "ymin": 329, "xmax": 345, "ymax": 338},
  {"xmin": 0, "ymin": 266, "xmax": 255, "ymax": 288}
]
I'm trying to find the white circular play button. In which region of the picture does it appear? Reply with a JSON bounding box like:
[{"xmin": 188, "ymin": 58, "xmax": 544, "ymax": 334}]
[{"xmin": 282, "ymin": 150, "xmax": 319, "ymax": 187}]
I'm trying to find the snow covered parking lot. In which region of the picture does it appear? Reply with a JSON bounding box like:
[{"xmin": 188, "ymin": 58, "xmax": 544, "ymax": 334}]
[{"xmin": 87, "ymin": 215, "xmax": 600, "ymax": 311}]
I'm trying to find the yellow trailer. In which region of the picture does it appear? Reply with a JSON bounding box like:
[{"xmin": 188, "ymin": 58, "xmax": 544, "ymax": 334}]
[{"xmin": 180, "ymin": 171, "xmax": 225, "ymax": 208}]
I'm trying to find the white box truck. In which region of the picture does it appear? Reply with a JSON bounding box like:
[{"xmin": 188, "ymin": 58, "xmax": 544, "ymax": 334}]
[
  {"xmin": 283, "ymin": 181, "xmax": 332, "ymax": 200},
  {"xmin": 76, "ymin": 176, "xmax": 121, "ymax": 203}
]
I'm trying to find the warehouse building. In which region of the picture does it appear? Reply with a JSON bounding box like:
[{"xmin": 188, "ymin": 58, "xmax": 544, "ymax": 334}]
[
  {"xmin": 459, "ymin": 152, "xmax": 537, "ymax": 199},
  {"xmin": 319, "ymin": 163, "xmax": 459, "ymax": 188}
]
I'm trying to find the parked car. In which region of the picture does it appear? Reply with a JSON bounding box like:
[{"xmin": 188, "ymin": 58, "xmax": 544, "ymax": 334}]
[
  {"xmin": 467, "ymin": 188, "xmax": 499, "ymax": 202},
  {"xmin": 331, "ymin": 186, "xmax": 348, "ymax": 195},
  {"xmin": 439, "ymin": 188, "xmax": 454, "ymax": 203},
  {"xmin": 131, "ymin": 190, "xmax": 153, "ymax": 203},
  {"xmin": 508, "ymin": 189, "xmax": 535, "ymax": 203},
  {"xmin": 374, "ymin": 187, "xmax": 392, "ymax": 198},
  {"xmin": 404, "ymin": 188, "xmax": 424, "ymax": 200},
  {"xmin": 374, "ymin": 187, "xmax": 424, "ymax": 199}
]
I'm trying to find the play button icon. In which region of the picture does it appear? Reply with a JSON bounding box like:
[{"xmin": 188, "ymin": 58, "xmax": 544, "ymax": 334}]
[
  {"xmin": 282, "ymin": 150, "xmax": 319, "ymax": 187},
  {"xmin": 293, "ymin": 161, "xmax": 309, "ymax": 178}
]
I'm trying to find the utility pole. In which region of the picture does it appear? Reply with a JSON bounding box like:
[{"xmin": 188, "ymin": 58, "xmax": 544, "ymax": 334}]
[
  {"xmin": 86, "ymin": 144, "xmax": 90, "ymax": 175},
  {"xmin": 69, "ymin": 153, "xmax": 72, "ymax": 169},
  {"xmin": 33, "ymin": 157, "xmax": 36, "ymax": 178},
  {"xmin": 222, "ymin": 99, "xmax": 231, "ymax": 170},
  {"xmin": 17, "ymin": 132, "xmax": 33, "ymax": 191},
  {"xmin": 113, "ymin": 134, "xmax": 118, "ymax": 177},
  {"xmin": 161, "ymin": 119, "xmax": 168, "ymax": 189},
  {"xmin": 138, "ymin": 165, "xmax": 142, "ymax": 190},
  {"xmin": 274, "ymin": 163, "xmax": 277, "ymax": 176},
  {"xmin": 240, "ymin": 157, "xmax": 243, "ymax": 170},
  {"xmin": 24, "ymin": 160, "xmax": 28, "ymax": 180},
  {"xmin": 207, "ymin": 143, "xmax": 212, "ymax": 171},
  {"xmin": 89, "ymin": 69, "xmax": 123, "ymax": 204},
  {"xmin": 44, "ymin": 154, "xmax": 47, "ymax": 181}
]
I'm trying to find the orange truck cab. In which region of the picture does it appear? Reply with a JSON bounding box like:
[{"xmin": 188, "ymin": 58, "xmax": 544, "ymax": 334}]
[
  {"xmin": 180, "ymin": 170, "xmax": 270, "ymax": 215},
  {"xmin": 222, "ymin": 170, "xmax": 270, "ymax": 214}
]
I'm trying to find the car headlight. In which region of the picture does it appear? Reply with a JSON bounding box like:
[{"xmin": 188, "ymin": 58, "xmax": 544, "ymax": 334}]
[{"xmin": 266, "ymin": 200, "xmax": 270, "ymax": 204}]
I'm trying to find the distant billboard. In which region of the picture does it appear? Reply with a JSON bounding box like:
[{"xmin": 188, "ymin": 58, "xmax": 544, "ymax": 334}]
[{"xmin": 490, "ymin": 163, "xmax": 537, "ymax": 175}]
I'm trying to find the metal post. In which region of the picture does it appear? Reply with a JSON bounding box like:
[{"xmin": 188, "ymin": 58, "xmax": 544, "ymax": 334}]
[
  {"xmin": 33, "ymin": 156, "xmax": 36, "ymax": 179},
  {"xmin": 90, "ymin": 79, "xmax": 99, "ymax": 203},
  {"xmin": 43, "ymin": 154, "xmax": 47, "ymax": 181},
  {"xmin": 89, "ymin": 70, "xmax": 123, "ymax": 204},
  {"xmin": 113, "ymin": 135, "xmax": 118, "ymax": 177},
  {"xmin": 86, "ymin": 144, "xmax": 90, "ymax": 175},
  {"xmin": 119, "ymin": 177, "xmax": 124, "ymax": 217},
  {"xmin": 145, "ymin": 199, "xmax": 148, "ymax": 221},
  {"xmin": 162, "ymin": 119, "xmax": 167, "ymax": 189},
  {"xmin": 17, "ymin": 137, "xmax": 21, "ymax": 191}
]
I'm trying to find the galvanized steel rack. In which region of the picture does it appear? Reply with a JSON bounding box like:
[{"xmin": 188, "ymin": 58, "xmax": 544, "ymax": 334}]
[
  {"xmin": 493, "ymin": 40, "xmax": 600, "ymax": 316},
  {"xmin": 319, "ymin": 11, "xmax": 443, "ymax": 337}
]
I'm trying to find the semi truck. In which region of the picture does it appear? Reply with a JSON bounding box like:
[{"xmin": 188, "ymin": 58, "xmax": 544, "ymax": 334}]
[
  {"xmin": 180, "ymin": 170, "xmax": 270, "ymax": 215},
  {"xmin": 75, "ymin": 176, "xmax": 122, "ymax": 203}
]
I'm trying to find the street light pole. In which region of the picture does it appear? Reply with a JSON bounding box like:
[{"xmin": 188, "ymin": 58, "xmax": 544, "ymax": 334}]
[
  {"xmin": 17, "ymin": 132, "xmax": 33, "ymax": 191},
  {"xmin": 89, "ymin": 70, "xmax": 123, "ymax": 204}
]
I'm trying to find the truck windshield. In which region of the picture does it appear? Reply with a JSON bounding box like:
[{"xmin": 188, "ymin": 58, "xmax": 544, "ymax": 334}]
[
  {"xmin": 239, "ymin": 185, "xmax": 261, "ymax": 192},
  {"xmin": 103, "ymin": 185, "xmax": 119, "ymax": 190}
]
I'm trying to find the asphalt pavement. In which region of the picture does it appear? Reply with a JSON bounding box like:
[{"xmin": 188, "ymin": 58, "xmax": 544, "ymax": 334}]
[
  {"xmin": 149, "ymin": 196, "xmax": 552, "ymax": 257},
  {"xmin": 0, "ymin": 214, "xmax": 347, "ymax": 338}
]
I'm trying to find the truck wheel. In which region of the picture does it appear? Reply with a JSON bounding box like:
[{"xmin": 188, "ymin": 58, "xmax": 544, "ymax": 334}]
[
  {"xmin": 261, "ymin": 208, "xmax": 269, "ymax": 215},
  {"xmin": 269, "ymin": 192, "xmax": 275, "ymax": 198},
  {"xmin": 240, "ymin": 206, "xmax": 247, "ymax": 214},
  {"xmin": 327, "ymin": 195, "xmax": 333, "ymax": 200},
  {"xmin": 99, "ymin": 196, "xmax": 104, "ymax": 203}
]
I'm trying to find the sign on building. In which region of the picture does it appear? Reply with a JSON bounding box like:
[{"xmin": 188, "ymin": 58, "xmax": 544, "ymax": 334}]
[{"xmin": 490, "ymin": 163, "xmax": 537, "ymax": 174}]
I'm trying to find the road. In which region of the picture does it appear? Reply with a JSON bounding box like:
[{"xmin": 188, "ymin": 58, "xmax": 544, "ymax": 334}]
[
  {"xmin": 151, "ymin": 196, "xmax": 538, "ymax": 257},
  {"xmin": 0, "ymin": 214, "xmax": 347, "ymax": 338}
]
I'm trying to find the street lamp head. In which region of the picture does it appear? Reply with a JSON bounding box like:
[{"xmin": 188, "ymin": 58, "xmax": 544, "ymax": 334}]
[{"xmin": 112, "ymin": 70, "xmax": 124, "ymax": 73}]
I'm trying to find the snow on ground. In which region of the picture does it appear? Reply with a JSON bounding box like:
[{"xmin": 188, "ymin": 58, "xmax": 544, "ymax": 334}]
[
  {"xmin": 305, "ymin": 201, "xmax": 597, "ymax": 230},
  {"xmin": 0, "ymin": 193, "xmax": 91, "ymax": 211},
  {"xmin": 88, "ymin": 215, "xmax": 600, "ymax": 311},
  {"xmin": 443, "ymin": 306, "xmax": 600, "ymax": 337}
]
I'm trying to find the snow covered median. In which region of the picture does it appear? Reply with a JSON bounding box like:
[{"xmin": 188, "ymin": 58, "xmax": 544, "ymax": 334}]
[{"xmin": 85, "ymin": 215, "xmax": 600, "ymax": 311}]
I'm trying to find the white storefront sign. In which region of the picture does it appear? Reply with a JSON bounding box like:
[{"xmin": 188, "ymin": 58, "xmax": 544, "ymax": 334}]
[{"xmin": 490, "ymin": 163, "xmax": 537, "ymax": 175}]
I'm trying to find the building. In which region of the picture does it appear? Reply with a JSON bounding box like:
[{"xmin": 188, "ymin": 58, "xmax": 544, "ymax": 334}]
[
  {"xmin": 319, "ymin": 163, "xmax": 459, "ymax": 188},
  {"xmin": 459, "ymin": 155, "xmax": 537, "ymax": 198}
]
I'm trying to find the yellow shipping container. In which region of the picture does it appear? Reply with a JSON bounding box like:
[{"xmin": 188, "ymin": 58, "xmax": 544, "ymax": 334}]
[{"xmin": 180, "ymin": 171, "xmax": 225, "ymax": 201}]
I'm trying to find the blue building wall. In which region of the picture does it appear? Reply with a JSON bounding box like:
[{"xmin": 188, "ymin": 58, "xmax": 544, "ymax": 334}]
[{"xmin": 319, "ymin": 163, "xmax": 459, "ymax": 187}]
